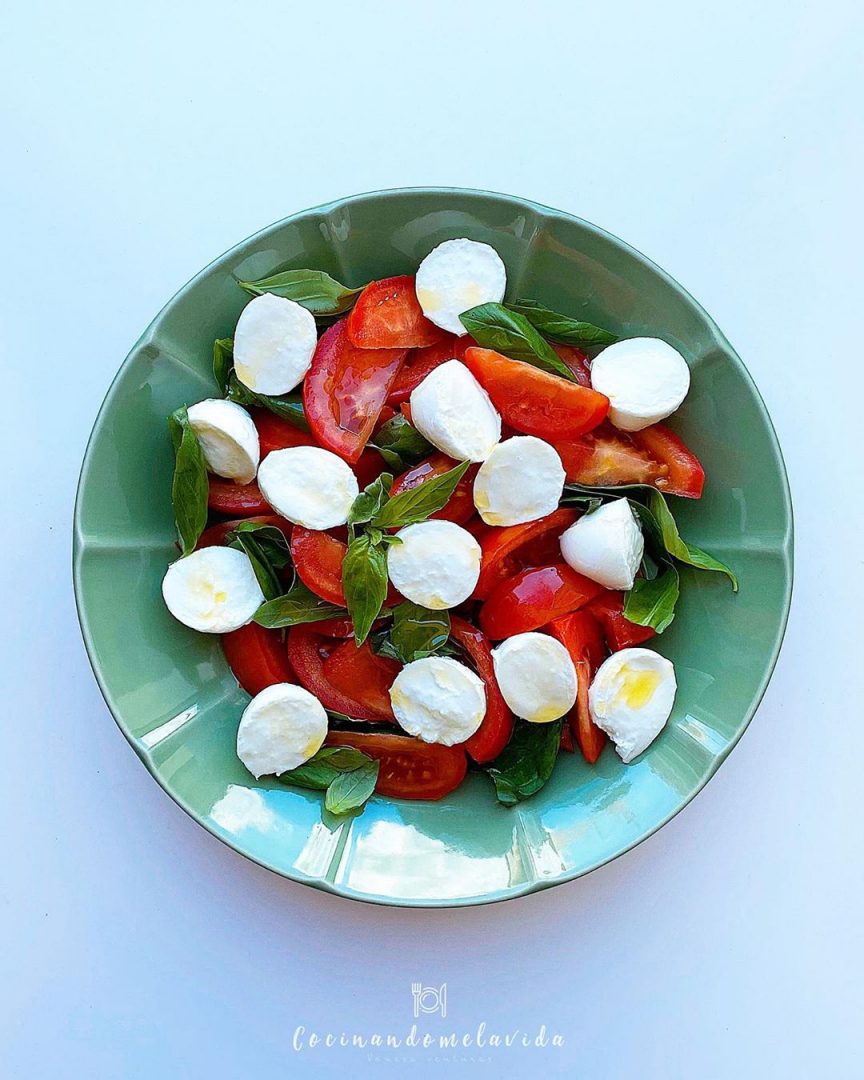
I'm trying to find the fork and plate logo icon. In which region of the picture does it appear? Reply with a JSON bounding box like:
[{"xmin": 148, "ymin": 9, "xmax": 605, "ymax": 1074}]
[{"xmin": 412, "ymin": 982, "xmax": 447, "ymax": 1019}]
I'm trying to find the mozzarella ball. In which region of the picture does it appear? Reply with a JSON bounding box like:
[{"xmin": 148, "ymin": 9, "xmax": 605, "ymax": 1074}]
[
  {"xmin": 473, "ymin": 436, "xmax": 565, "ymax": 526},
  {"xmin": 186, "ymin": 398, "xmax": 260, "ymax": 484},
  {"xmin": 492, "ymin": 632, "xmax": 577, "ymax": 723},
  {"xmin": 233, "ymin": 293, "xmax": 317, "ymax": 395},
  {"xmin": 410, "ymin": 360, "xmax": 501, "ymax": 462},
  {"xmin": 590, "ymin": 337, "xmax": 691, "ymax": 431},
  {"xmin": 559, "ymin": 499, "xmax": 644, "ymax": 590},
  {"xmin": 236, "ymin": 683, "xmax": 328, "ymax": 778},
  {"xmin": 415, "ymin": 238, "xmax": 507, "ymax": 335},
  {"xmin": 589, "ymin": 648, "xmax": 676, "ymax": 763},
  {"xmin": 162, "ymin": 547, "xmax": 264, "ymax": 633},
  {"xmin": 386, "ymin": 520, "xmax": 481, "ymax": 610},
  {"xmin": 257, "ymin": 446, "xmax": 359, "ymax": 529},
  {"xmin": 390, "ymin": 656, "xmax": 486, "ymax": 745}
]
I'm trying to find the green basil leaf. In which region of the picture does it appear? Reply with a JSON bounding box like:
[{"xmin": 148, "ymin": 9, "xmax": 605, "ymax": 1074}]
[
  {"xmin": 254, "ymin": 582, "xmax": 346, "ymax": 628},
  {"xmin": 370, "ymin": 415, "xmax": 434, "ymax": 473},
  {"xmin": 387, "ymin": 602, "xmax": 451, "ymax": 664},
  {"xmin": 459, "ymin": 303, "xmax": 576, "ymax": 381},
  {"xmin": 372, "ymin": 460, "xmax": 471, "ymax": 529},
  {"xmin": 342, "ymin": 534, "xmax": 389, "ymax": 645},
  {"xmin": 645, "ymin": 491, "xmax": 738, "ymax": 590},
  {"xmin": 226, "ymin": 371, "xmax": 308, "ymax": 431},
  {"xmin": 623, "ymin": 564, "xmax": 680, "ymax": 632},
  {"xmin": 167, "ymin": 406, "xmax": 208, "ymax": 556},
  {"xmin": 226, "ymin": 523, "xmax": 292, "ymax": 602},
  {"xmin": 348, "ymin": 473, "xmax": 394, "ymax": 528},
  {"xmin": 236, "ymin": 268, "xmax": 363, "ymax": 316},
  {"xmin": 278, "ymin": 745, "xmax": 373, "ymax": 791},
  {"xmin": 508, "ymin": 299, "xmax": 618, "ymax": 348},
  {"xmin": 484, "ymin": 720, "xmax": 564, "ymax": 807},
  {"xmin": 213, "ymin": 337, "xmax": 234, "ymax": 394},
  {"xmin": 324, "ymin": 759, "xmax": 379, "ymax": 815}
]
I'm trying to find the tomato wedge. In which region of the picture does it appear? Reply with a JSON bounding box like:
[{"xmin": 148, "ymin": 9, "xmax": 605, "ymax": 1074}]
[
  {"xmin": 287, "ymin": 626, "xmax": 396, "ymax": 722},
  {"xmin": 390, "ymin": 454, "xmax": 478, "ymax": 525},
  {"xmin": 347, "ymin": 275, "xmax": 448, "ymax": 350},
  {"xmin": 473, "ymin": 508, "xmax": 579, "ymax": 600},
  {"xmin": 462, "ymin": 347, "xmax": 609, "ymax": 440},
  {"xmin": 585, "ymin": 592, "xmax": 656, "ymax": 651},
  {"xmin": 252, "ymin": 409, "xmax": 314, "ymax": 457},
  {"xmin": 479, "ymin": 563, "xmax": 605, "ymax": 640},
  {"xmin": 221, "ymin": 623, "xmax": 296, "ymax": 697},
  {"xmin": 353, "ymin": 448, "xmax": 390, "ymax": 490},
  {"xmin": 548, "ymin": 611, "xmax": 608, "ymax": 764},
  {"xmin": 207, "ymin": 478, "xmax": 271, "ymax": 515},
  {"xmin": 196, "ymin": 514, "xmax": 289, "ymax": 549},
  {"xmin": 449, "ymin": 617, "xmax": 513, "ymax": 764},
  {"xmin": 552, "ymin": 422, "xmax": 665, "ymax": 488},
  {"xmin": 386, "ymin": 334, "xmax": 471, "ymax": 404},
  {"xmin": 291, "ymin": 527, "xmax": 347, "ymax": 605},
  {"xmin": 324, "ymin": 730, "xmax": 467, "ymax": 801},
  {"xmin": 631, "ymin": 423, "xmax": 705, "ymax": 498},
  {"xmin": 552, "ymin": 344, "xmax": 592, "ymax": 387},
  {"xmin": 304, "ymin": 320, "xmax": 407, "ymax": 463},
  {"xmin": 322, "ymin": 639, "xmax": 400, "ymax": 722}
]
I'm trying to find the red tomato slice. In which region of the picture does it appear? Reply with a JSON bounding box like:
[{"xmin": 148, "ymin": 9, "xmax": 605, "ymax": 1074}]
[
  {"xmin": 479, "ymin": 563, "xmax": 605, "ymax": 640},
  {"xmin": 252, "ymin": 409, "xmax": 315, "ymax": 457},
  {"xmin": 462, "ymin": 347, "xmax": 609, "ymax": 440},
  {"xmin": 304, "ymin": 320, "xmax": 407, "ymax": 463},
  {"xmin": 322, "ymin": 639, "xmax": 400, "ymax": 722},
  {"xmin": 548, "ymin": 611, "xmax": 608, "ymax": 764},
  {"xmin": 473, "ymin": 508, "xmax": 579, "ymax": 600},
  {"xmin": 196, "ymin": 514, "xmax": 289, "ymax": 549},
  {"xmin": 353, "ymin": 448, "xmax": 390, "ymax": 490},
  {"xmin": 631, "ymin": 423, "xmax": 705, "ymax": 498},
  {"xmin": 221, "ymin": 623, "xmax": 296, "ymax": 697},
  {"xmin": 291, "ymin": 527, "xmax": 347, "ymax": 605},
  {"xmin": 386, "ymin": 335, "xmax": 471, "ymax": 404},
  {"xmin": 585, "ymin": 592, "xmax": 656, "ymax": 651},
  {"xmin": 389, "ymin": 454, "xmax": 478, "ymax": 525},
  {"xmin": 552, "ymin": 344, "xmax": 593, "ymax": 387},
  {"xmin": 552, "ymin": 422, "xmax": 666, "ymax": 487},
  {"xmin": 559, "ymin": 723, "xmax": 576, "ymax": 753},
  {"xmin": 347, "ymin": 275, "xmax": 448, "ymax": 350},
  {"xmin": 208, "ymin": 478, "xmax": 271, "ymax": 515},
  {"xmin": 323, "ymin": 730, "xmax": 467, "ymax": 801},
  {"xmin": 287, "ymin": 626, "xmax": 396, "ymax": 722},
  {"xmin": 449, "ymin": 617, "xmax": 513, "ymax": 764}
]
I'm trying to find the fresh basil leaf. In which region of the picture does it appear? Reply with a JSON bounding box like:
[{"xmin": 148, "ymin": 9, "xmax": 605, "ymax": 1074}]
[
  {"xmin": 559, "ymin": 492, "xmax": 604, "ymax": 515},
  {"xmin": 342, "ymin": 534, "xmax": 389, "ymax": 645},
  {"xmin": 387, "ymin": 602, "xmax": 451, "ymax": 664},
  {"xmin": 645, "ymin": 492, "xmax": 738, "ymax": 590},
  {"xmin": 167, "ymin": 406, "xmax": 208, "ymax": 556},
  {"xmin": 641, "ymin": 549, "xmax": 660, "ymax": 582},
  {"xmin": 225, "ymin": 371, "xmax": 309, "ymax": 431},
  {"xmin": 370, "ymin": 415, "xmax": 434, "ymax": 472},
  {"xmin": 324, "ymin": 759, "xmax": 379, "ymax": 814},
  {"xmin": 372, "ymin": 460, "xmax": 471, "ymax": 529},
  {"xmin": 508, "ymin": 299, "xmax": 618, "ymax": 348},
  {"xmin": 459, "ymin": 303, "xmax": 576, "ymax": 381},
  {"xmin": 254, "ymin": 582, "xmax": 346, "ymax": 628},
  {"xmin": 226, "ymin": 522, "xmax": 292, "ymax": 602},
  {"xmin": 278, "ymin": 745, "xmax": 373, "ymax": 791},
  {"xmin": 484, "ymin": 720, "xmax": 564, "ymax": 807},
  {"xmin": 236, "ymin": 268, "xmax": 363, "ymax": 316},
  {"xmin": 213, "ymin": 337, "xmax": 234, "ymax": 394},
  {"xmin": 348, "ymin": 473, "xmax": 394, "ymax": 528},
  {"xmin": 624, "ymin": 564, "xmax": 680, "ymax": 632}
]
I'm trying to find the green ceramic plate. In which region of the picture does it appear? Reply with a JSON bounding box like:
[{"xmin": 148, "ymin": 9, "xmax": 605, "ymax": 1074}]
[{"xmin": 73, "ymin": 188, "xmax": 792, "ymax": 907}]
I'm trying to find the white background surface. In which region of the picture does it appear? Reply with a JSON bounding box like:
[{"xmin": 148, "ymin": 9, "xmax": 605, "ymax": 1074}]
[{"xmin": 2, "ymin": 2, "xmax": 861, "ymax": 1077}]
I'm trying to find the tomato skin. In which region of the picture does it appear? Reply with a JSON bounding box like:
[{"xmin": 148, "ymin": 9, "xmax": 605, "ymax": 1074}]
[
  {"xmin": 323, "ymin": 730, "xmax": 467, "ymax": 801},
  {"xmin": 291, "ymin": 527, "xmax": 347, "ymax": 605},
  {"xmin": 552, "ymin": 422, "xmax": 665, "ymax": 488},
  {"xmin": 196, "ymin": 514, "xmax": 289, "ymax": 549},
  {"xmin": 585, "ymin": 592, "xmax": 656, "ymax": 651},
  {"xmin": 353, "ymin": 448, "xmax": 389, "ymax": 490},
  {"xmin": 322, "ymin": 639, "xmax": 400, "ymax": 721},
  {"xmin": 548, "ymin": 611, "xmax": 608, "ymax": 764},
  {"xmin": 347, "ymin": 275, "xmax": 447, "ymax": 350},
  {"xmin": 552, "ymin": 344, "xmax": 593, "ymax": 387},
  {"xmin": 252, "ymin": 409, "xmax": 314, "ymax": 457},
  {"xmin": 287, "ymin": 626, "xmax": 396, "ymax": 722},
  {"xmin": 303, "ymin": 320, "xmax": 407, "ymax": 464},
  {"xmin": 208, "ymin": 478, "xmax": 271, "ymax": 515},
  {"xmin": 631, "ymin": 423, "xmax": 705, "ymax": 499},
  {"xmin": 462, "ymin": 347, "xmax": 609, "ymax": 440},
  {"xmin": 473, "ymin": 508, "xmax": 579, "ymax": 600},
  {"xmin": 479, "ymin": 563, "xmax": 605, "ymax": 640},
  {"xmin": 449, "ymin": 617, "xmax": 514, "ymax": 764},
  {"xmin": 221, "ymin": 623, "xmax": 296, "ymax": 696},
  {"xmin": 390, "ymin": 454, "xmax": 478, "ymax": 525},
  {"xmin": 386, "ymin": 334, "xmax": 472, "ymax": 404}
]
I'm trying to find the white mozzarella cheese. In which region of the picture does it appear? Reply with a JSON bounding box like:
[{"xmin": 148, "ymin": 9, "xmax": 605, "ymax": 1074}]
[
  {"xmin": 590, "ymin": 337, "xmax": 691, "ymax": 431},
  {"xmin": 257, "ymin": 445, "xmax": 359, "ymax": 529},
  {"xmin": 473, "ymin": 436, "xmax": 565, "ymax": 526},
  {"xmin": 492, "ymin": 632, "xmax": 577, "ymax": 723},
  {"xmin": 386, "ymin": 520, "xmax": 481, "ymax": 609},
  {"xmin": 389, "ymin": 656, "xmax": 486, "ymax": 745},
  {"xmin": 162, "ymin": 547, "xmax": 264, "ymax": 633},
  {"xmin": 559, "ymin": 498, "xmax": 644, "ymax": 590},
  {"xmin": 233, "ymin": 293, "xmax": 317, "ymax": 395},
  {"xmin": 415, "ymin": 238, "xmax": 507, "ymax": 335},
  {"xmin": 409, "ymin": 360, "xmax": 501, "ymax": 463},
  {"xmin": 588, "ymin": 648, "xmax": 676, "ymax": 762},
  {"xmin": 236, "ymin": 683, "xmax": 328, "ymax": 778},
  {"xmin": 186, "ymin": 398, "xmax": 260, "ymax": 484}
]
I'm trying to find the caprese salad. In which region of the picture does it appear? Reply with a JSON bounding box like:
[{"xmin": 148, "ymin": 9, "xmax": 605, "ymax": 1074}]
[{"xmin": 161, "ymin": 238, "xmax": 737, "ymax": 815}]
